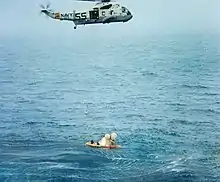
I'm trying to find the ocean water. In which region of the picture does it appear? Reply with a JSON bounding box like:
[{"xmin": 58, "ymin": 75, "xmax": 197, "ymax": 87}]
[{"xmin": 0, "ymin": 32, "xmax": 220, "ymax": 182}]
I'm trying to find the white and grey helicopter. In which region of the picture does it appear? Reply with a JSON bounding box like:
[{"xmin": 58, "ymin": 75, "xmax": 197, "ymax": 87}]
[{"xmin": 40, "ymin": 0, "xmax": 133, "ymax": 29}]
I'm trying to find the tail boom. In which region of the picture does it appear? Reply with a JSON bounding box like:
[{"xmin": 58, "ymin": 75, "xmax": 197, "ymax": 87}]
[{"xmin": 42, "ymin": 10, "xmax": 76, "ymax": 21}]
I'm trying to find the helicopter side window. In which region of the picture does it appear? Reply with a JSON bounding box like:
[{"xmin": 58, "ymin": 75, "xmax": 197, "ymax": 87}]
[
  {"xmin": 122, "ymin": 7, "xmax": 126, "ymax": 13},
  {"xmin": 100, "ymin": 4, "xmax": 112, "ymax": 9}
]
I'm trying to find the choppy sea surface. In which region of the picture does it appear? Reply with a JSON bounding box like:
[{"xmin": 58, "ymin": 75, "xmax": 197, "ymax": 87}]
[{"xmin": 0, "ymin": 32, "xmax": 220, "ymax": 182}]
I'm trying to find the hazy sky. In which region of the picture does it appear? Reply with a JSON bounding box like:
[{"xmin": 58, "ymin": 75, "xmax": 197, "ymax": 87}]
[{"xmin": 0, "ymin": 0, "xmax": 220, "ymax": 37}]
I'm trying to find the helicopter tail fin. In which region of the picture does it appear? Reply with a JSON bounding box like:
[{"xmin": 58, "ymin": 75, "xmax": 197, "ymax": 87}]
[
  {"xmin": 40, "ymin": 3, "xmax": 61, "ymax": 20},
  {"xmin": 41, "ymin": 9, "xmax": 61, "ymax": 20}
]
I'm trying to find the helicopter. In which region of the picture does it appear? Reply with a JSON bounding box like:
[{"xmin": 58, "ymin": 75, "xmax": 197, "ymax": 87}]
[{"xmin": 40, "ymin": 0, "xmax": 133, "ymax": 29}]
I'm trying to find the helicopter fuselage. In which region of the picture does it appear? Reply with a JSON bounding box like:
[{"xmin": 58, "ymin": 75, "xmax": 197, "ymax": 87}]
[{"xmin": 41, "ymin": 2, "xmax": 133, "ymax": 29}]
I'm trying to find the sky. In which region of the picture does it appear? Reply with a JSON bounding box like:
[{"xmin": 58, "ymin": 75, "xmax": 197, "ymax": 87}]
[{"xmin": 0, "ymin": 0, "xmax": 220, "ymax": 37}]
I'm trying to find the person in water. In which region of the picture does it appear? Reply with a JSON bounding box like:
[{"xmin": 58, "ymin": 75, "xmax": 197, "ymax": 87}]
[
  {"xmin": 90, "ymin": 132, "xmax": 117, "ymax": 147},
  {"xmin": 90, "ymin": 134, "xmax": 110, "ymax": 146},
  {"xmin": 110, "ymin": 132, "xmax": 117, "ymax": 146},
  {"xmin": 98, "ymin": 133, "xmax": 111, "ymax": 146}
]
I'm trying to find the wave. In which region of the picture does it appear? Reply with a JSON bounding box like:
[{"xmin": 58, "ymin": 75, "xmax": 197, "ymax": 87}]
[{"xmin": 181, "ymin": 84, "xmax": 209, "ymax": 89}]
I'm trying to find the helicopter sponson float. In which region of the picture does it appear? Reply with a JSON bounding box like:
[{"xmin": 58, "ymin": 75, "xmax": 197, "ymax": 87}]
[{"xmin": 40, "ymin": 0, "xmax": 133, "ymax": 29}]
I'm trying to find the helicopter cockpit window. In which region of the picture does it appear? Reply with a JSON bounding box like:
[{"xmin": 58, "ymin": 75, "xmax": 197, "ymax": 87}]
[
  {"xmin": 100, "ymin": 4, "xmax": 112, "ymax": 9},
  {"xmin": 127, "ymin": 10, "xmax": 131, "ymax": 15},
  {"xmin": 122, "ymin": 7, "xmax": 126, "ymax": 13},
  {"xmin": 122, "ymin": 7, "xmax": 131, "ymax": 15}
]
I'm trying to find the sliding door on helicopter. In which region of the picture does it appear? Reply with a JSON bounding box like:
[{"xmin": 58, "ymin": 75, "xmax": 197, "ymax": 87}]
[{"xmin": 89, "ymin": 9, "xmax": 99, "ymax": 19}]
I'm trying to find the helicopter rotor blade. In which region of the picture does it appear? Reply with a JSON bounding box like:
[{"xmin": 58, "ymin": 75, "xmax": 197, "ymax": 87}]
[
  {"xmin": 46, "ymin": 3, "xmax": 51, "ymax": 9},
  {"xmin": 40, "ymin": 1, "xmax": 51, "ymax": 10},
  {"xmin": 40, "ymin": 4, "xmax": 45, "ymax": 9},
  {"xmin": 75, "ymin": 0, "xmax": 112, "ymax": 2}
]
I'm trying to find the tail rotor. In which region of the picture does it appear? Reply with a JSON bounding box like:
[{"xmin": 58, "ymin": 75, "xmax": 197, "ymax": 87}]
[
  {"xmin": 76, "ymin": 0, "xmax": 113, "ymax": 2},
  {"xmin": 40, "ymin": 2, "xmax": 53, "ymax": 15}
]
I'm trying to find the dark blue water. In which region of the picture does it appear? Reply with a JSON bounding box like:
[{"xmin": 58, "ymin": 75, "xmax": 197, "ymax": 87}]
[{"xmin": 0, "ymin": 33, "xmax": 220, "ymax": 182}]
